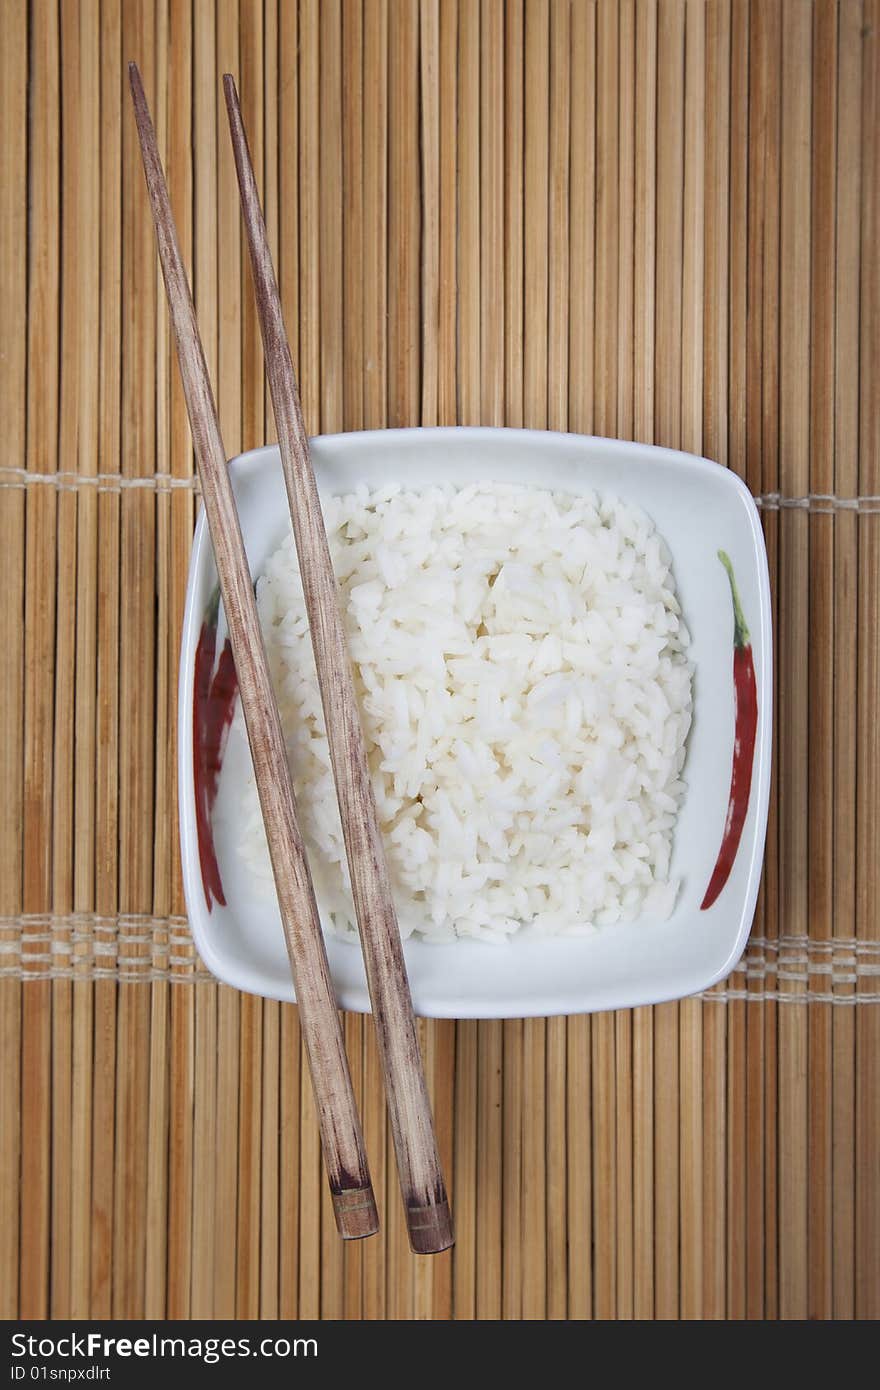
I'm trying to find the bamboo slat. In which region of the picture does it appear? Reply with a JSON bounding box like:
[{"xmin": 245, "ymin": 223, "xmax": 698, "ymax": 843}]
[
  {"xmin": 342, "ymin": 0, "xmax": 367, "ymax": 1320},
  {"xmin": 0, "ymin": 0, "xmax": 27, "ymax": 1325},
  {"xmin": 778, "ymin": 0, "xmax": 812, "ymax": 1321},
  {"xmin": 52, "ymin": 0, "xmax": 82, "ymax": 1317},
  {"xmin": 546, "ymin": 0, "xmax": 570, "ymax": 1322},
  {"xmin": 1, "ymin": 0, "xmax": 878, "ymax": 1322},
  {"xmin": 807, "ymin": 0, "xmax": 838, "ymax": 1321},
  {"xmin": 114, "ymin": 0, "xmax": 155, "ymax": 1322},
  {"xmin": 701, "ymin": 0, "xmax": 730, "ymax": 1324},
  {"xmin": 360, "ymin": 0, "xmax": 389, "ymax": 1324},
  {"xmin": 679, "ymin": 0, "xmax": 705, "ymax": 1321},
  {"xmin": 500, "ymin": 0, "xmax": 524, "ymax": 1327},
  {"xmin": 295, "ymin": 0, "xmax": 322, "ymax": 1313},
  {"xmin": 189, "ymin": 0, "xmax": 219, "ymax": 1319},
  {"xmin": 653, "ymin": 0, "xmax": 685, "ymax": 1321},
  {"xmin": 592, "ymin": 0, "xmax": 620, "ymax": 1322},
  {"xmin": 316, "ymin": 0, "xmax": 346, "ymax": 1310},
  {"xmin": 164, "ymin": 0, "xmax": 195, "ymax": 1323},
  {"xmin": 521, "ymin": 0, "xmax": 550, "ymax": 1322},
  {"xmin": 452, "ymin": 0, "xmax": 480, "ymax": 1319},
  {"xmin": 742, "ymin": 0, "xmax": 779, "ymax": 1320},
  {"xmin": 856, "ymin": 0, "xmax": 880, "ymax": 1321},
  {"xmin": 632, "ymin": 6, "xmax": 656, "ymax": 1318},
  {"xmin": 21, "ymin": 0, "xmax": 61, "ymax": 1320},
  {"xmin": 145, "ymin": 3, "xmax": 172, "ymax": 1322},
  {"xmin": 831, "ymin": 0, "xmax": 863, "ymax": 1319}
]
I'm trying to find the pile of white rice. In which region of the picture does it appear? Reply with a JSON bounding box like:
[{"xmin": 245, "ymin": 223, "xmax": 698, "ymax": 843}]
[{"xmin": 236, "ymin": 481, "xmax": 693, "ymax": 943}]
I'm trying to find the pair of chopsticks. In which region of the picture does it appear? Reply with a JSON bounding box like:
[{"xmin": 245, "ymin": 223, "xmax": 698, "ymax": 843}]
[{"xmin": 129, "ymin": 65, "xmax": 452, "ymax": 1255}]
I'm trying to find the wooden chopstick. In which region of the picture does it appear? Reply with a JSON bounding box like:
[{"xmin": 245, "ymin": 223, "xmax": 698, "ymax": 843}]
[
  {"xmin": 127, "ymin": 63, "xmax": 378, "ymax": 1243},
  {"xmin": 223, "ymin": 73, "xmax": 454, "ymax": 1256}
]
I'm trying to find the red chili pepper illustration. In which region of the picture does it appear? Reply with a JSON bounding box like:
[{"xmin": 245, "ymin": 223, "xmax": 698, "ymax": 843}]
[
  {"xmin": 193, "ymin": 589, "xmax": 239, "ymax": 910},
  {"xmin": 701, "ymin": 551, "xmax": 758, "ymax": 911},
  {"xmin": 204, "ymin": 640, "xmax": 238, "ymax": 807}
]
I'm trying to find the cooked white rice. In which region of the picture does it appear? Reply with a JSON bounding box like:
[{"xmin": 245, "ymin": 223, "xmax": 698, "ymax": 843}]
[{"xmin": 235, "ymin": 480, "xmax": 693, "ymax": 943}]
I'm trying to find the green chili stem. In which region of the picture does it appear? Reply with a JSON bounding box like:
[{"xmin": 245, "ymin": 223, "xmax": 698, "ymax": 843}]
[
  {"xmin": 718, "ymin": 550, "xmax": 750, "ymax": 649},
  {"xmin": 205, "ymin": 583, "xmax": 221, "ymax": 630}
]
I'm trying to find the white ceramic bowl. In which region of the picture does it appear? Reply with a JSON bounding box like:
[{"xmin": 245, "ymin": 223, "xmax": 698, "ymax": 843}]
[{"xmin": 179, "ymin": 427, "xmax": 772, "ymax": 1018}]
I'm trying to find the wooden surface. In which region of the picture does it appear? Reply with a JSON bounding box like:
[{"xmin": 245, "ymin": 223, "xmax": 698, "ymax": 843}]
[{"xmin": 1, "ymin": 0, "xmax": 878, "ymax": 1320}]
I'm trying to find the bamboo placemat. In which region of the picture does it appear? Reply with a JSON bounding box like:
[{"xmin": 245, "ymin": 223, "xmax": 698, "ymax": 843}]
[{"xmin": 1, "ymin": 0, "xmax": 878, "ymax": 1320}]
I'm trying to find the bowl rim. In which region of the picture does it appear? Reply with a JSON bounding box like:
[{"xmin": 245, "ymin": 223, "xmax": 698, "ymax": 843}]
[{"xmin": 178, "ymin": 425, "xmax": 773, "ymax": 1017}]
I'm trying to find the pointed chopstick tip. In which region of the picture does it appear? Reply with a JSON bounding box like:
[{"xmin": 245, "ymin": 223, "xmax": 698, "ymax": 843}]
[
  {"xmin": 127, "ymin": 62, "xmax": 155, "ymax": 152},
  {"xmin": 222, "ymin": 73, "xmax": 238, "ymax": 108},
  {"xmin": 128, "ymin": 61, "xmax": 143, "ymax": 104}
]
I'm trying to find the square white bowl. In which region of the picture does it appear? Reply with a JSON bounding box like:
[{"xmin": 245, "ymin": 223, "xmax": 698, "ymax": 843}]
[{"xmin": 179, "ymin": 427, "xmax": 772, "ymax": 1018}]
